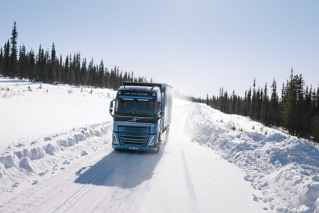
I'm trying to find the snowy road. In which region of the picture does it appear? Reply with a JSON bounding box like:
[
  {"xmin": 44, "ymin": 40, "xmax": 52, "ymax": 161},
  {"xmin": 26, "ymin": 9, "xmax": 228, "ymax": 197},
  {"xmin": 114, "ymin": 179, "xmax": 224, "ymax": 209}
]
[{"xmin": 0, "ymin": 101, "xmax": 268, "ymax": 213}]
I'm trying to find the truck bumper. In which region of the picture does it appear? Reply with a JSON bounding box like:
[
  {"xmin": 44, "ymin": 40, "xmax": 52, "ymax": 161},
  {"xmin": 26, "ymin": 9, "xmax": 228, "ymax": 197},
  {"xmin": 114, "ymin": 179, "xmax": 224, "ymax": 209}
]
[{"xmin": 112, "ymin": 144, "xmax": 159, "ymax": 152}]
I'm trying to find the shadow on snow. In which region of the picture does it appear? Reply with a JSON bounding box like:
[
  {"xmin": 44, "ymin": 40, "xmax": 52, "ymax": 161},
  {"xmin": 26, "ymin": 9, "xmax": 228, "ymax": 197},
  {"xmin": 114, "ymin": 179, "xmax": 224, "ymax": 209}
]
[{"xmin": 74, "ymin": 146, "xmax": 165, "ymax": 189}]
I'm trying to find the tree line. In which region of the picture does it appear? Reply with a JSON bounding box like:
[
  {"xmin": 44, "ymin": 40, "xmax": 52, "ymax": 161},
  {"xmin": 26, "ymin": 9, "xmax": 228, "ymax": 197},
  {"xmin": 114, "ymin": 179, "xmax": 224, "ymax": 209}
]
[
  {"xmin": 0, "ymin": 22, "xmax": 150, "ymax": 90},
  {"xmin": 202, "ymin": 70, "xmax": 319, "ymax": 142}
]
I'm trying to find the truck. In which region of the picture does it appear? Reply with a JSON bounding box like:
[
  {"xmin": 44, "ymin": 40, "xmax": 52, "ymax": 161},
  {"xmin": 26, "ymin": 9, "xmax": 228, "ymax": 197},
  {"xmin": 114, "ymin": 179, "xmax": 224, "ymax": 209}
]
[{"xmin": 109, "ymin": 81, "xmax": 173, "ymax": 152}]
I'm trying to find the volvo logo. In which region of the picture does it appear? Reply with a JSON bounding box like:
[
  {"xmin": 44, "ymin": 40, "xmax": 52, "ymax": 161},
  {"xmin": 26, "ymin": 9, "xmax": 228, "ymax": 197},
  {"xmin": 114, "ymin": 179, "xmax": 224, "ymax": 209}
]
[{"xmin": 133, "ymin": 118, "xmax": 137, "ymax": 122}]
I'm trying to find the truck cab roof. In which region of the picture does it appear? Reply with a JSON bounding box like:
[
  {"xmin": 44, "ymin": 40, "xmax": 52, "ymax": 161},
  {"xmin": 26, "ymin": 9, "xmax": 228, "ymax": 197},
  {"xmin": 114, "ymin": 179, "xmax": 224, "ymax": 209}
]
[
  {"xmin": 123, "ymin": 82, "xmax": 172, "ymax": 93},
  {"xmin": 118, "ymin": 85, "xmax": 161, "ymax": 93}
]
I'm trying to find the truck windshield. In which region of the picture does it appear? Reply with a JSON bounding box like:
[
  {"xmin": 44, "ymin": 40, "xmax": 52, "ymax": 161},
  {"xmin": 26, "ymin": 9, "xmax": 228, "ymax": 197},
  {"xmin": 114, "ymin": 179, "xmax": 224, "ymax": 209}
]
[{"xmin": 115, "ymin": 98, "xmax": 158, "ymax": 116}]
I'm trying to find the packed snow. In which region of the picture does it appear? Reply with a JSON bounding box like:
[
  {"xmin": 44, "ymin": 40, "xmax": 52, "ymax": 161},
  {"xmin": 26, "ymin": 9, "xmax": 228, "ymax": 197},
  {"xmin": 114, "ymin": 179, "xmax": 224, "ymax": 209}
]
[{"xmin": 0, "ymin": 78, "xmax": 319, "ymax": 213}]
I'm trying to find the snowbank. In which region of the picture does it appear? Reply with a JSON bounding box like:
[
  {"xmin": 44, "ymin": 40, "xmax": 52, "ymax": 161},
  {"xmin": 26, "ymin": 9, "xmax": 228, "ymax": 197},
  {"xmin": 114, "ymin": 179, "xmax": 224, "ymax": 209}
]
[
  {"xmin": 0, "ymin": 121, "xmax": 112, "ymax": 190},
  {"xmin": 186, "ymin": 104, "xmax": 319, "ymax": 213},
  {"xmin": 0, "ymin": 78, "xmax": 115, "ymax": 191}
]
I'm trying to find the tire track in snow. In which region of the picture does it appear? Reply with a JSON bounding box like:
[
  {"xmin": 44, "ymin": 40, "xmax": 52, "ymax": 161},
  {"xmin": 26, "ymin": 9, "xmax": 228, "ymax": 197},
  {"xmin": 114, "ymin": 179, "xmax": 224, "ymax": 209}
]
[
  {"xmin": 96, "ymin": 149, "xmax": 168, "ymax": 213},
  {"xmin": 128, "ymin": 143, "xmax": 169, "ymax": 213},
  {"xmin": 181, "ymin": 150, "xmax": 199, "ymax": 213},
  {"xmin": 51, "ymin": 151, "xmax": 131, "ymax": 212},
  {"xmin": 56, "ymin": 150, "xmax": 165, "ymax": 213}
]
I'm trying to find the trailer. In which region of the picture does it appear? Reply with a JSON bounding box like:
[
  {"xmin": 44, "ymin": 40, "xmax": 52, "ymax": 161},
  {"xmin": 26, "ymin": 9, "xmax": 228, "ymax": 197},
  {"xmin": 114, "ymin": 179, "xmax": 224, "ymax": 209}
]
[{"xmin": 109, "ymin": 82, "xmax": 173, "ymax": 152}]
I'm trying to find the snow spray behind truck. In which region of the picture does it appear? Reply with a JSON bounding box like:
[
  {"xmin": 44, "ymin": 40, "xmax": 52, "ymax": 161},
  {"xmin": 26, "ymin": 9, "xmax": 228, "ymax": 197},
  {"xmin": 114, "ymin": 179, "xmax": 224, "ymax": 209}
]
[{"xmin": 109, "ymin": 82, "xmax": 173, "ymax": 152}]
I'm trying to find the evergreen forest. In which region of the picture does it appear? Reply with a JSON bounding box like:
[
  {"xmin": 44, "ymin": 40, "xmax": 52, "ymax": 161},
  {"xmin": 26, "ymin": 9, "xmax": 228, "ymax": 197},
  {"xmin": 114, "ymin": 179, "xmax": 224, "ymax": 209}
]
[
  {"xmin": 203, "ymin": 73, "xmax": 319, "ymax": 143},
  {"xmin": 0, "ymin": 22, "xmax": 150, "ymax": 91}
]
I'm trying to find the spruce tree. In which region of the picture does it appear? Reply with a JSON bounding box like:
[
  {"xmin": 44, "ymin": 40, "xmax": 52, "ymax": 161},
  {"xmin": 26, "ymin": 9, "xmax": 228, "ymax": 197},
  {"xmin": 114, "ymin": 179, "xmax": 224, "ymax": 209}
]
[
  {"xmin": 261, "ymin": 83, "xmax": 269, "ymax": 125},
  {"xmin": 88, "ymin": 58, "xmax": 94, "ymax": 87},
  {"xmin": 75, "ymin": 52, "xmax": 81, "ymax": 86},
  {"xmin": 57, "ymin": 54, "xmax": 62, "ymax": 83},
  {"xmin": 9, "ymin": 22, "xmax": 18, "ymax": 78},
  {"xmin": 4, "ymin": 40, "xmax": 10, "ymax": 77},
  {"xmin": 105, "ymin": 68, "xmax": 110, "ymax": 88},
  {"xmin": 282, "ymin": 70, "xmax": 298, "ymax": 135},
  {"xmin": 28, "ymin": 49, "xmax": 35, "ymax": 82},
  {"xmin": 43, "ymin": 50, "xmax": 49, "ymax": 82},
  {"xmin": 49, "ymin": 43, "xmax": 56, "ymax": 83},
  {"xmin": 35, "ymin": 45, "xmax": 42, "ymax": 81},
  {"xmin": 68, "ymin": 54, "xmax": 75, "ymax": 85},
  {"xmin": 255, "ymin": 87, "xmax": 261, "ymax": 121},
  {"xmin": 250, "ymin": 78, "xmax": 256, "ymax": 120},
  {"xmin": 269, "ymin": 79, "xmax": 278, "ymax": 126},
  {"xmin": 242, "ymin": 91, "xmax": 247, "ymax": 116},
  {"xmin": 99, "ymin": 60, "xmax": 105, "ymax": 88},
  {"xmin": 18, "ymin": 45, "xmax": 27, "ymax": 80},
  {"xmin": 247, "ymin": 88, "xmax": 252, "ymax": 117},
  {"xmin": 81, "ymin": 58, "xmax": 87, "ymax": 86},
  {"xmin": 64, "ymin": 55, "xmax": 69, "ymax": 84}
]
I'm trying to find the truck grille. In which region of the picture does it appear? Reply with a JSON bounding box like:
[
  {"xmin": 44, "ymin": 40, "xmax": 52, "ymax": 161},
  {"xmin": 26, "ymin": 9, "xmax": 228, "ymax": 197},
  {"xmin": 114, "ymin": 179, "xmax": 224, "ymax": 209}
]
[{"xmin": 118, "ymin": 126, "xmax": 150, "ymax": 146}]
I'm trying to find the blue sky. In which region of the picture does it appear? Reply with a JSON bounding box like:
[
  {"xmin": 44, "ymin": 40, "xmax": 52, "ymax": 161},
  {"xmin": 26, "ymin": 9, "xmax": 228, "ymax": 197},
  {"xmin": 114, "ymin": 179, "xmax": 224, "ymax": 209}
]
[{"xmin": 1, "ymin": 0, "xmax": 318, "ymax": 97}]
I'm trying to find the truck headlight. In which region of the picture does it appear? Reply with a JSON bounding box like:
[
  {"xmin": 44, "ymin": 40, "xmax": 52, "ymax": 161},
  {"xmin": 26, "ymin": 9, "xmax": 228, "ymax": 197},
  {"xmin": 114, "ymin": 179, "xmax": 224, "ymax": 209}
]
[
  {"xmin": 148, "ymin": 134, "xmax": 158, "ymax": 147},
  {"xmin": 112, "ymin": 132, "xmax": 118, "ymax": 145}
]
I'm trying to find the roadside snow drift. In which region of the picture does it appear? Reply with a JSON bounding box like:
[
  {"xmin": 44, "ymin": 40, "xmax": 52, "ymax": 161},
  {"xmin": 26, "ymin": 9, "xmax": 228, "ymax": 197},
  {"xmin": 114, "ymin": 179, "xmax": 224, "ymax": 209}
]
[{"xmin": 186, "ymin": 103, "xmax": 319, "ymax": 213}]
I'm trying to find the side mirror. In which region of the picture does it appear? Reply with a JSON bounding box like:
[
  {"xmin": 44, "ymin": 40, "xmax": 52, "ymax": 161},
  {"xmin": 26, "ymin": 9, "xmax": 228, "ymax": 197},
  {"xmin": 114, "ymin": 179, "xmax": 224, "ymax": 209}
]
[
  {"xmin": 110, "ymin": 100, "xmax": 114, "ymax": 108},
  {"xmin": 109, "ymin": 100, "xmax": 114, "ymax": 117}
]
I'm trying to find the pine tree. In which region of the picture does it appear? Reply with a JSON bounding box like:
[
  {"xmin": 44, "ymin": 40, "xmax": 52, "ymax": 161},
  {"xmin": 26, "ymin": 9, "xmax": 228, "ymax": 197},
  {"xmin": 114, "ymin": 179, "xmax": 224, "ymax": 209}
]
[
  {"xmin": 230, "ymin": 90, "xmax": 236, "ymax": 114},
  {"xmin": 57, "ymin": 54, "xmax": 62, "ymax": 83},
  {"xmin": 43, "ymin": 49, "xmax": 49, "ymax": 82},
  {"xmin": 68, "ymin": 54, "xmax": 75, "ymax": 85},
  {"xmin": 81, "ymin": 58, "xmax": 88, "ymax": 86},
  {"xmin": 247, "ymin": 88, "xmax": 252, "ymax": 117},
  {"xmin": 295, "ymin": 74, "xmax": 305, "ymax": 135},
  {"xmin": 242, "ymin": 91, "xmax": 248, "ymax": 116},
  {"xmin": 269, "ymin": 79, "xmax": 278, "ymax": 126},
  {"xmin": 63, "ymin": 55, "xmax": 69, "ymax": 84},
  {"xmin": 282, "ymin": 69, "xmax": 298, "ymax": 135},
  {"xmin": 3, "ymin": 41, "xmax": 10, "ymax": 77},
  {"xmin": 255, "ymin": 87, "xmax": 261, "ymax": 121},
  {"xmin": 28, "ymin": 49, "xmax": 35, "ymax": 82},
  {"xmin": 105, "ymin": 68, "xmax": 110, "ymax": 88},
  {"xmin": 88, "ymin": 58, "xmax": 94, "ymax": 87},
  {"xmin": 18, "ymin": 44, "xmax": 27, "ymax": 80},
  {"xmin": 235, "ymin": 95, "xmax": 241, "ymax": 115},
  {"xmin": 75, "ymin": 52, "xmax": 81, "ymax": 86},
  {"xmin": 261, "ymin": 83, "xmax": 269, "ymax": 125},
  {"xmin": 250, "ymin": 78, "xmax": 256, "ymax": 120},
  {"xmin": 99, "ymin": 60, "xmax": 105, "ymax": 88},
  {"xmin": 35, "ymin": 45, "xmax": 42, "ymax": 81},
  {"xmin": 304, "ymin": 86, "xmax": 313, "ymax": 136},
  {"xmin": 49, "ymin": 43, "xmax": 56, "ymax": 83},
  {"xmin": 9, "ymin": 22, "xmax": 18, "ymax": 78},
  {"xmin": 119, "ymin": 71, "xmax": 123, "ymax": 86}
]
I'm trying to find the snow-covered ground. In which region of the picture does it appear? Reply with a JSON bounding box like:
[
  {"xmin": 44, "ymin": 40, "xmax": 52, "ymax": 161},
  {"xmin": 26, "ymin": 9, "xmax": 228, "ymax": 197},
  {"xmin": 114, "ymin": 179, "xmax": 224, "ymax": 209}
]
[{"xmin": 0, "ymin": 78, "xmax": 319, "ymax": 213}]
